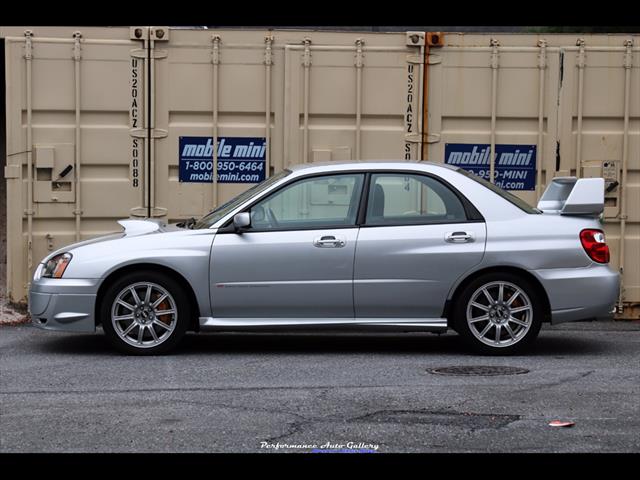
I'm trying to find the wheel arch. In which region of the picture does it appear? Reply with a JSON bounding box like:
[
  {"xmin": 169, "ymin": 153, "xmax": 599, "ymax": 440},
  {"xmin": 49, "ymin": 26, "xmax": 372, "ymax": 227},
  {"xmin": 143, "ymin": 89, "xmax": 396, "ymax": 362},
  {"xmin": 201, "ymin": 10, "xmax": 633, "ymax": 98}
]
[
  {"xmin": 95, "ymin": 263, "xmax": 201, "ymax": 332},
  {"xmin": 443, "ymin": 266, "xmax": 552, "ymax": 323}
]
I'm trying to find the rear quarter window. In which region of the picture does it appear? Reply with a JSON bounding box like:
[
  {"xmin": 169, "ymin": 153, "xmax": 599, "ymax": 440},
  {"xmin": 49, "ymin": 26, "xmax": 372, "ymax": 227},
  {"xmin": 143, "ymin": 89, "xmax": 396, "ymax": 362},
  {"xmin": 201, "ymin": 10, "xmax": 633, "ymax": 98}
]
[{"xmin": 455, "ymin": 168, "xmax": 541, "ymax": 214}]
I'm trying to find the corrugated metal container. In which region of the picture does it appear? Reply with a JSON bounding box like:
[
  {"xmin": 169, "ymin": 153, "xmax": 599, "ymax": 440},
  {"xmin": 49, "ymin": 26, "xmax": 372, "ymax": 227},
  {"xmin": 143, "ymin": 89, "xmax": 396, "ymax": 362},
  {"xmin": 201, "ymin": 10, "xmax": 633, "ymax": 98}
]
[
  {"xmin": 424, "ymin": 33, "xmax": 640, "ymax": 317},
  {"xmin": 2, "ymin": 27, "xmax": 639, "ymax": 318},
  {"xmin": 1, "ymin": 26, "xmax": 425, "ymax": 303}
]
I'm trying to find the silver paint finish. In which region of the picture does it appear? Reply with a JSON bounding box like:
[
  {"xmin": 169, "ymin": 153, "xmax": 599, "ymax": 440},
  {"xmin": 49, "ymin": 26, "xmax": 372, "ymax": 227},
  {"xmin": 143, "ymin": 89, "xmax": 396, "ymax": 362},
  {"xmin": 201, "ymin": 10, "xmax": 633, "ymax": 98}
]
[
  {"xmin": 28, "ymin": 161, "xmax": 619, "ymax": 337},
  {"xmin": 534, "ymin": 264, "xmax": 619, "ymax": 323},
  {"xmin": 537, "ymin": 177, "xmax": 605, "ymax": 215},
  {"xmin": 354, "ymin": 223, "xmax": 486, "ymax": 318},
  {"xmin": 29, "ymin": 292, "xmax": 96, "ymax": 333},
  {"xmin": 211, "ymin": 228, "xmax": 359, "ymax": 318},
  {"xmin": 199, "ymin": 316, "xmax": 448, "ymax": 331},
  {"xmin": 29, "ymin": 277, "xmax": 101, "ymax": 332},
  {"xmin": 116, "ymin": 218, "xmax": 165, "ymax": 237}
]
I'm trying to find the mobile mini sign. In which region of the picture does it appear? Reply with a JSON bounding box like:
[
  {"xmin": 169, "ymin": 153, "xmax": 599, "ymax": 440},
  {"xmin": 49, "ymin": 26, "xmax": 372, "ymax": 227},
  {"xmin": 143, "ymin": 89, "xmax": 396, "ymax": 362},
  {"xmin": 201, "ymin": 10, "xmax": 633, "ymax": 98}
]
[
  {"xmin": 179, "ymin": 136, "xmax": 266, "ymax": 184},
  {"xmin": 444, "ymin": 143, "xmax": 537, "ymax": 191}
]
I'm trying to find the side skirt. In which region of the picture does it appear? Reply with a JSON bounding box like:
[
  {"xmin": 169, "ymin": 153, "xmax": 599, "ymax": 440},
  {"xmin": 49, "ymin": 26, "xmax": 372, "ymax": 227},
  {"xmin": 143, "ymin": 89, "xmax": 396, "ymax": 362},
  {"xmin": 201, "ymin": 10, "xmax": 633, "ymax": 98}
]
[{"xmin": 198, "ymin": 317, "xmax": 448, "ymax": 333}]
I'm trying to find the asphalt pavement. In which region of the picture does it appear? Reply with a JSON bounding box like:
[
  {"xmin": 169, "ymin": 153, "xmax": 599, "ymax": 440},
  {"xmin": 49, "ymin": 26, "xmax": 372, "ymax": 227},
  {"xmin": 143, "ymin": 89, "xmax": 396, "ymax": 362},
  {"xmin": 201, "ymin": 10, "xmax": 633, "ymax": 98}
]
[{"xmin": 1, "ymin": 321, "xmax": 639, "ymax": 453}]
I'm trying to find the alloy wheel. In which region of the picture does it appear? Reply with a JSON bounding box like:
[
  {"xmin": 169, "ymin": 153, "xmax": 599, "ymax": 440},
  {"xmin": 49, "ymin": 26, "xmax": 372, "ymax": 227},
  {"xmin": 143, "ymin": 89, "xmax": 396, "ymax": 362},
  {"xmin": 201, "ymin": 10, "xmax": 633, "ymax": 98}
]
[
  {"xmin": 465, "ymin": 281, "xmax": 533, "ymax": 348},
  {"xmin": 110, "ymin": 282, "xmax": 178, "ymax": 349}
]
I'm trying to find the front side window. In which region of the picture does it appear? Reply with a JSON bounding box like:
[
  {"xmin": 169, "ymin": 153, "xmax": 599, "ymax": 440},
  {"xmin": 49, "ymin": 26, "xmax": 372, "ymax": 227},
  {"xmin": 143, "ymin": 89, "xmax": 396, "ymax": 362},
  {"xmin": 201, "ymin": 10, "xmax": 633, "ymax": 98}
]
[
  {"xmin": 249, "ymin": 173, "xmax": 365, "ymax": 231},
  {"xmin": 193, "ymin": 170, "xmax": 291, "ymax": 229},
  {"xmin": 365, "ymin": 173, "xmax": 468, "ymax": 225}
]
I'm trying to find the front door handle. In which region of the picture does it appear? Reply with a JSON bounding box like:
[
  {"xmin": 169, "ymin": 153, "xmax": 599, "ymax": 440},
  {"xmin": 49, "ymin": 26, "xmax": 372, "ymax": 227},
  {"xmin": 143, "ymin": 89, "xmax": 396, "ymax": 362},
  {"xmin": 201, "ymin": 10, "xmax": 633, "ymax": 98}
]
[
  {"xmin": 445, "ymin": 231, "xmax": 474, "ymax": 243},
  {"xmin": 313, "ymin": 235, "xmax": 346, "ymax": 248}
]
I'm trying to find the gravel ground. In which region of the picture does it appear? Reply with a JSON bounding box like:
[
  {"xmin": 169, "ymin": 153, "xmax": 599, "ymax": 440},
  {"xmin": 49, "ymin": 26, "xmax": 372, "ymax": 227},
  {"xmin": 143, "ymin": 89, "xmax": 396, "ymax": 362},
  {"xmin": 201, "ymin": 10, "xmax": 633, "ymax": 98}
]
[{"xmin": 0, "ymin": 289, "xmax": 29, "ymax": 326}]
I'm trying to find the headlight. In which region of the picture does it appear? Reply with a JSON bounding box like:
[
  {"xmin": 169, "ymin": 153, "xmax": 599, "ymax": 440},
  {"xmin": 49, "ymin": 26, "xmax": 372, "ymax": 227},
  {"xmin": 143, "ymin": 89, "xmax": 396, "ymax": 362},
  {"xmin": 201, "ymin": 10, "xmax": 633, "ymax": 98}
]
[
  {"xmin": 41, "ymin": 253, "xmax": 72, "ymax": 279},
  {"xmin": 33, "ymin": 264, "xmax": 44, "ymax": 281}
]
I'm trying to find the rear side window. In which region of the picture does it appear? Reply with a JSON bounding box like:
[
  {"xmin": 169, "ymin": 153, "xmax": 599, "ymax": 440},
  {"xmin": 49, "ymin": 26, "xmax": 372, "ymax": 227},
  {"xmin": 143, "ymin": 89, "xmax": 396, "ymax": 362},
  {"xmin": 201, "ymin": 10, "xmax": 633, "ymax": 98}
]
[
  {"xmin": 365, "ymin": 173, "xmax": 468, "ymax": 225},
  {"xmin": 456, "ymin": 168, "xmax": 541, "ymax": 214}
]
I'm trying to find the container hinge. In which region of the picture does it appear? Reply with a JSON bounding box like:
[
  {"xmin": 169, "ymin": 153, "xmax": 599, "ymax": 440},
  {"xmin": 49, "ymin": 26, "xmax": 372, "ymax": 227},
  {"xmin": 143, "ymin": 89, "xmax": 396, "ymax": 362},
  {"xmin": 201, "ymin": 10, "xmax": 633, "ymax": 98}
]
[
  {"xmin": 490, "ymin": 38, "xmax": 500, "ymax": 69},
  {"xmin": 130, "ymin": 49, "xmax": 147, "ymax": 59},
  {"xmin": 211, "ymin": 34, "xmax": 222, "ymax": 65},
  {"xmin": 24, "ymin": 30, "xmax": 33, "ymax": 60},
  {"xmin": 4, "ymin": 164, "xmax": 21, "ymax": 179},
  {"xmin": 129, "ymin": 128, "xmax": 147, "ymax": 138},
  {"xmin": 150, "ymin": 207, "xmax": 168, "ymax": 218},
  {"xmin": 355, "ymin": 38, "xmax": 364, "ymax": 68},
  {"xmin": 406, "ymin": 32, "xmax": 425, "ymax": 47},
  {"xmin": 302, "ymin": 37, "xmax": 312, "ymax": 67},
  {"xmin": 150, "ymin": 27, "xmax": 169, "ymax": 42},
  {"xmin": 405, "ymin": 133, "xmax": 422, "ymax": 143},
  {"xmin": 130, "ymin": 128, "xmax": 167, "ymax": 139},
  {"xmin": 264, "ymin": 35, "xmax": 274, "ymax": 65},
  {"xmin": 72, "ymin": 31, "xmax": 82, "ymax": 61},
  {"xmin": 150, "ymin": 49, "xmax": 168, "ymax": 59},
  {"xmin": 623, "ymin": 39, "xmax": 634, "ymax": 68},
  {"xmin": 129, "ymin": 206, "xmax": 148, "ymax": 218},
  {"xmin": 576, "ymin": 38, "xmax": 586, "ymax": 69},
  {"xmin": 151, "ymin": 128, "xmax": 168, "ymax": 139},
  {"xmin": 537, "ymin": 39, "xmax": 547, "ymax": 69},
  {"xmin": 427, "ymin": 54, "xmax": 442, "ymax": 65},
  {"xmin": 45, "ymin": 234, "xmax": 54, "ymax": 251},
  {"xmin": 130, "ymin": 27, "xmax": 149, "ymax": 41},
  {"xmin": 425, "ymin": 133, "xmax": 441, "ymax": 144}
]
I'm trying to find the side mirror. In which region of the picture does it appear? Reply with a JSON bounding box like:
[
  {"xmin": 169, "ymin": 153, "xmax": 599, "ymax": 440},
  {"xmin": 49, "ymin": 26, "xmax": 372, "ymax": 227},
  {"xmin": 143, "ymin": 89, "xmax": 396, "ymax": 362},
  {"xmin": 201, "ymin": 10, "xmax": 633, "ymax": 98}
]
[{"xmin": 232, "ymin": 212, "xmax": 251, "ymax": 232}]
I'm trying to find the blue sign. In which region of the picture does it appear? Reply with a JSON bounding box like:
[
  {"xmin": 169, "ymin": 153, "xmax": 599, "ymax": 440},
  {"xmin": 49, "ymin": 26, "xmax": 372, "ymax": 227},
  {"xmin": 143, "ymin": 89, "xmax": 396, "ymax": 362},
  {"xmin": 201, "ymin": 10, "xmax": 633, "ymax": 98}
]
[
  {"xmin": 444, "ymin": 143, "xmax": 537, "ymax": 191},
  {"xmin": 179, "ymin": 136, "xmax": 266, "ymax": 183}
]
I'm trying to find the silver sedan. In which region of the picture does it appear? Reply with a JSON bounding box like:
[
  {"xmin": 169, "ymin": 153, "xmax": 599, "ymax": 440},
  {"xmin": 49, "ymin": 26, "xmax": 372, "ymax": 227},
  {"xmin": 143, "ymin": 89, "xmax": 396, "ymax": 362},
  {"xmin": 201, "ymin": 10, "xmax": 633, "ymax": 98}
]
[{"xmin": 29, "ymin": 161, "xmax": 619, "ymax": 355}]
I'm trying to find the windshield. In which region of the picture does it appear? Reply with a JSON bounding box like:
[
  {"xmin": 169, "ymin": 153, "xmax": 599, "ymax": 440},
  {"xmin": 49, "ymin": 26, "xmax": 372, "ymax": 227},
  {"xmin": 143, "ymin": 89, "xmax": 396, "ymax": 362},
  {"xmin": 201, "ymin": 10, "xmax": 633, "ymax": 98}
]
[
  {"xmin": 192, "ymin": 170, "xmax": 292, "ymax": 229},
  {"xmin": 455, "ymin": 168, "xmax": 541, "ymax": 214}
]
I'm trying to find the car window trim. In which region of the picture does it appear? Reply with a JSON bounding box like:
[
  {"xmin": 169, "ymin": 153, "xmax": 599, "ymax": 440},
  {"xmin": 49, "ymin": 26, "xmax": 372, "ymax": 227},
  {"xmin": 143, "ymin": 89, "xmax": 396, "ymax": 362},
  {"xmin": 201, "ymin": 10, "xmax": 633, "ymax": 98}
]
[
  {"xmin": 217, "ymin": 168, "xmax": 485, "ymax": 233},
  {"xmin": 361, "ymin": 171, "xmax": 484, "ymax": 227},
  {"xmin": 360, "ymin": 219, "xmax": 485, "ymax": 228},
  {"xmin": 218, "ymin": 171, "xmax": 366, "ymax": 233},
  {"xmin": 231, "ymin": 224, "xmax": 361, "ymax": 234}
]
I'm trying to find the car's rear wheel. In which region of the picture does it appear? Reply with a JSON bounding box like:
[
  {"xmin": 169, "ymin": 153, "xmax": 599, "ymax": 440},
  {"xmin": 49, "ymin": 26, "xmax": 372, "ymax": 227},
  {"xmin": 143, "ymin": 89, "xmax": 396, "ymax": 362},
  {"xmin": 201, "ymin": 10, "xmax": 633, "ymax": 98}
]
[
  {"xmin": 452, "ymin": 272, "xmax": 543, "ymax": 355},
  {"xmin": 100, "ymin": 271, "xmax": 190, "ymax": 355}
]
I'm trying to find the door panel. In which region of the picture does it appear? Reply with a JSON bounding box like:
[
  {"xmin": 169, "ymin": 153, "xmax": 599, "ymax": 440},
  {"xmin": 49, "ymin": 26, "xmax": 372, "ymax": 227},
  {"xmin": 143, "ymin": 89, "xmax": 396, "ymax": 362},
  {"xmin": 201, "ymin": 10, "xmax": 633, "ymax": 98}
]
[
  {"xmin": 354, "ymin": 223, "xmax": 486, "ymax": 318},
  {"xmin": 210, "ymin": 228, "xmax": 359, "ymax": 318},
  {"xmin": 210, "ymin": 172, "xmax": 363, "ymax": 319},
  {"xmin": 355, "ymin": 170, "xmax": 485, "ymax": 318}
]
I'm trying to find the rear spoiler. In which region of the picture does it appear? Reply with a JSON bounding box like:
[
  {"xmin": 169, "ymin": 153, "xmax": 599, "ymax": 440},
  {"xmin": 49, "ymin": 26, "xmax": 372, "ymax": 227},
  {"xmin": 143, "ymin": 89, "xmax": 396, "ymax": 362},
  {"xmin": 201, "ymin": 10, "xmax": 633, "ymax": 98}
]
[{"xmin": 537, "ymin": 177, "xmax": 604, "ymax": 216}]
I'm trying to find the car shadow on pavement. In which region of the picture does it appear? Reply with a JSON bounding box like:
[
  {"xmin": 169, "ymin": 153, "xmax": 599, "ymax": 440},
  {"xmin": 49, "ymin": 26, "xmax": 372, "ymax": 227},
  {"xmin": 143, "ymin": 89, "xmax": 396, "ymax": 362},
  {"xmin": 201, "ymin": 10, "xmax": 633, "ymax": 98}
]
[{"xmin": 36, "ymin": 330, "xmax": 610, "ymax": 357}]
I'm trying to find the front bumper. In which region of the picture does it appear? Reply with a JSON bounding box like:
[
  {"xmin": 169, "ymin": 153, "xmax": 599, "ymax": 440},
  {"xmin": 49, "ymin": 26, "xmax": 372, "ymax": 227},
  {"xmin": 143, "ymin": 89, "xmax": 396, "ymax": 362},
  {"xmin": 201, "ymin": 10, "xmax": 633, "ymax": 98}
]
[
  {"xmin": 534, "ymin": 264, "xmax": 620, "ymax": 324},
  {"xmin": 29, "ymin": 278, "xmax": 101, "ymax": 332}
]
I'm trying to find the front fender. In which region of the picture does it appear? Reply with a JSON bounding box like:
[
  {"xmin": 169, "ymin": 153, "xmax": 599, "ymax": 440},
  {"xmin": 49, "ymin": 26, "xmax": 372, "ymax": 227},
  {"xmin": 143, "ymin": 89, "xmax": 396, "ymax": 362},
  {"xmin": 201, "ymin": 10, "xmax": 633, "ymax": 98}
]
[{"xmin": 62, "ymin": 230, "xmax": 216, "ymax": 318}]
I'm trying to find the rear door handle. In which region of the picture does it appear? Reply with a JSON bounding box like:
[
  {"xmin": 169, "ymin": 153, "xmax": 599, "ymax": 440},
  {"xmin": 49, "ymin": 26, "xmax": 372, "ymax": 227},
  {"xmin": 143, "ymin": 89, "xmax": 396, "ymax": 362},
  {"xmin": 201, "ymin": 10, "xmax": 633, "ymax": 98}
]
[
  {"xmin": 445, "ymin": 231, "xmax": 474, "ymax": 243},
  {"xmin": 313, "ymin": 235, "xmax": 346, "ymax": 248}
]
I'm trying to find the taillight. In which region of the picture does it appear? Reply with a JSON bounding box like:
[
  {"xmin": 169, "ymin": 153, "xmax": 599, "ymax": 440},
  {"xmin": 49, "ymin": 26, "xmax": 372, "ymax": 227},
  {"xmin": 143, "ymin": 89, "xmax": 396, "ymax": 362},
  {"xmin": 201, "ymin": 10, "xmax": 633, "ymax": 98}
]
[{"xmin": 580, "ymin": 229, "xmax": 610, "ymax": 264}]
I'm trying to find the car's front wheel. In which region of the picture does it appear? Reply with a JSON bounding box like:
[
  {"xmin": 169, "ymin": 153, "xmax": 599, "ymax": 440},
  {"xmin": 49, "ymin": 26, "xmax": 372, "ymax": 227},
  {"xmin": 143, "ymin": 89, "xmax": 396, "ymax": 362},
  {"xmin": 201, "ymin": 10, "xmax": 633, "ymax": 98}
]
[
  {"xmin": 452, "ymin": 272, "xmax": 543, "ymax": 355},
  {"xmin": 100, "ymin": 271, "xmax": 190, "ymax": 355}
]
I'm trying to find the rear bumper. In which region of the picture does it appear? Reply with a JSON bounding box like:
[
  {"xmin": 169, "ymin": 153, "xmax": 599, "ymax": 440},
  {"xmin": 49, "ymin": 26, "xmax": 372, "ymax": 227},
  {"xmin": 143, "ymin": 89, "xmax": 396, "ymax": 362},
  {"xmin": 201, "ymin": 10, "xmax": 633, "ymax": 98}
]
[
  {"xmin": 29, "ymin": 278, "xmax": 100, "ymax": 332},
  {"xmin": 534, "ymin": 264, "xmax": 620, "ymax": 324}
]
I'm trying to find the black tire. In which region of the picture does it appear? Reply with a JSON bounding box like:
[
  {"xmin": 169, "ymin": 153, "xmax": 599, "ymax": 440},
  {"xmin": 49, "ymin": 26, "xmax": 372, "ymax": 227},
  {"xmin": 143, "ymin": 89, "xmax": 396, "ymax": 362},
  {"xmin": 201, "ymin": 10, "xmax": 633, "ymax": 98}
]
[
  {"xmin": 452, "ymin": 272, "xmax": 543, "ymax": 355},
  {"xmin": 100, "ymin": 270, "xmax": 191, "ymax": 355}
]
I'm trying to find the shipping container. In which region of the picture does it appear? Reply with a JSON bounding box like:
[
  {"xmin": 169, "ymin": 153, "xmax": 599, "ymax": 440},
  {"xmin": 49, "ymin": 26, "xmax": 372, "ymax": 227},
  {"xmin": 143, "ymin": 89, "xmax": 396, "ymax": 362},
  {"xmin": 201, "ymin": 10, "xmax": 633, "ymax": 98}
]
[
  {"xmin": 424, "ymin": 33, "xmax": 640, "ymax": 317},
  {"xmin": 1, "ymin": 27, "xmax": 639, "ymax": 317}
]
